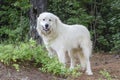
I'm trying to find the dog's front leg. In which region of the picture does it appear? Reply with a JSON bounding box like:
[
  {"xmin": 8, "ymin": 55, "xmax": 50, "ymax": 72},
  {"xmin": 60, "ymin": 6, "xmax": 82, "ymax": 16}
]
[
  {"xmin": 46, "ymin": 47, "xmax": 56, "ymax": 58},
  {"xmin": 57, "ymin": 50, "xmax": 66, "ymax": 67}
]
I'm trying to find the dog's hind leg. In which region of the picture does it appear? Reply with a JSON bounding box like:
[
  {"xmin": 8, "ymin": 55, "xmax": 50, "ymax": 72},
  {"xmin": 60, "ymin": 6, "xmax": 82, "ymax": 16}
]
[
  {"xmin": 77, "ymin": 51, "xmax": 86, "ymax": 71},
  {"xmin": 82, "ymin": 45, "xmax": 93, "ymax": 75},
  {"xmin": 68, "ymin": 50, "xmax": 76, "ymax": 69}
]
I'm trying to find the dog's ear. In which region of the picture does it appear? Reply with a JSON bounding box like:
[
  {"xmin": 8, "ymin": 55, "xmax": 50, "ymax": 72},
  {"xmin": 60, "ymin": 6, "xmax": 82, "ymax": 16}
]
[{"xmin": 55, "ymin": 15, "xmax": 61, "ymax": 26}]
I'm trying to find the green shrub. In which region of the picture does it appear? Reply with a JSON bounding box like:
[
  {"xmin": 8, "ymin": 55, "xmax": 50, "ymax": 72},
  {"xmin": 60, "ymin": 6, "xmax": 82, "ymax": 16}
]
[
  {"xmin": 111, "ymin": 33, "xmax": 120, "ymax": 53},
  {"xmin": 0, "ymin": 39, "xmax": 80, "ymax": 76},
  {"xmin": 0, "ymin": 0, "xmax": 30, "ymax": 43},
  {"xmin": 95, "ymin": 0, "xmax": 120, "ymax": 52}
]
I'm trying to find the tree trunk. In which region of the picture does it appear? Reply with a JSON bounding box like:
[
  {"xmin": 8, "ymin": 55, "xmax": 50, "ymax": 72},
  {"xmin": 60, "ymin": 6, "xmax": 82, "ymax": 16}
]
[{"xmin": 29, "ymin": 0, "xmax": 47, "ymax": 44}]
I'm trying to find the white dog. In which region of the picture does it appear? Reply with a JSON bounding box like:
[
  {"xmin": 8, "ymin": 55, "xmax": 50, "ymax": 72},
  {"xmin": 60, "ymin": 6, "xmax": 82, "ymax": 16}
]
[{"xmin": 37, "ymin": 12, "xmax": 93, "ymax": 75}]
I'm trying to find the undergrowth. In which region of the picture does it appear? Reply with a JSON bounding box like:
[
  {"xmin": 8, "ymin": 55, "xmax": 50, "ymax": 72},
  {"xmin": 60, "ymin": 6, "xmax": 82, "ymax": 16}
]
[
  {"xmin": 0, "ymin": 39, "xmax": 80, "ymax": 77},
  {"xmin": 99, "ymin": 69, "xmax": 112, "ymax": 80}
]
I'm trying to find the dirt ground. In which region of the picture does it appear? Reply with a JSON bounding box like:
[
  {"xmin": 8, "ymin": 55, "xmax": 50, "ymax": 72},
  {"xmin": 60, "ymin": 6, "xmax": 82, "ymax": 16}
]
[{"xmin": 0, "ymin": 53, "xmax": 120, "ymax": 80}]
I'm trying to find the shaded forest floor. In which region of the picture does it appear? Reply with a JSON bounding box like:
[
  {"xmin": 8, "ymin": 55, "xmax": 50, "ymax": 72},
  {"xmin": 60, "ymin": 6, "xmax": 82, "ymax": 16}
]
[{"xmin": 0, "ymin": 53, "xmax": 120, "ymax": 80}]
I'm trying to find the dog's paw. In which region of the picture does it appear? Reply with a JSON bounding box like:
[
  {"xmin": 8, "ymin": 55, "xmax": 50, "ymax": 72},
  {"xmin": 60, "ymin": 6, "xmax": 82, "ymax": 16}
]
[
  {"xmin": 48, "ymin": 53, "xmax": 53, "ymax": 58},
  {"xmin": 81, "ymin": 67, "xmax": 86, "ymax": 71},
  {"xmin": 85, "ymin": 71, "xmax": 93, "ymax": 75}
]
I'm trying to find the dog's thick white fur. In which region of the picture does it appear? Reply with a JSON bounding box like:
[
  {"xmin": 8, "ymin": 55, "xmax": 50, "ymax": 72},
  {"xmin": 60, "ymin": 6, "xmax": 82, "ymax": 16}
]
[{"xmin": 37, "ymin": 12, "xmax": 93, "ymax": 75}]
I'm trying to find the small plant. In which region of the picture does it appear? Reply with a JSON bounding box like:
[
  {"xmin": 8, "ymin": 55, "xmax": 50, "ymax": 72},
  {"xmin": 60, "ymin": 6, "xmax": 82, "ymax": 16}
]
[
  {"xmin": 99, "ymin": 69, "xmax": 112, "ymax": 80},
  {"xmin": 13, "ymin": 64, "xmax": 20, "ymax": 72}
]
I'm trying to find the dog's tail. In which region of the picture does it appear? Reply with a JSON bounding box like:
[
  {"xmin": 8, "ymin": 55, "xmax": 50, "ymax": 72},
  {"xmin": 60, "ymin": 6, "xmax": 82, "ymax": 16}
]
[
  {"xmin": 81, "ymin": 39, "xmax": 92, "ymax": 57},
  {"xmin": 89, "ymin": 40, "xmax": 93, "ymax": 57}
]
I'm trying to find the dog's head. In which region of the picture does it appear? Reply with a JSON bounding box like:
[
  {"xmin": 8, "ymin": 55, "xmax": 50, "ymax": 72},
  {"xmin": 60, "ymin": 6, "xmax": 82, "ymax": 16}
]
[{"xmin": 37, "ymin": 12, "xmax": 60, "ymax": 36}]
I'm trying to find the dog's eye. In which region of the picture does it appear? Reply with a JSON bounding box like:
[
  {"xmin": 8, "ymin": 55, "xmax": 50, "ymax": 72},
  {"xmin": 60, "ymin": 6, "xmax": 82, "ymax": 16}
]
[
  {"xmin": 49, "ymin": 19, "xmax": 51, "ymax": 21},
  {"xmin": 43, "ymin": 19, "xmax": 45, "ymax": 21}
]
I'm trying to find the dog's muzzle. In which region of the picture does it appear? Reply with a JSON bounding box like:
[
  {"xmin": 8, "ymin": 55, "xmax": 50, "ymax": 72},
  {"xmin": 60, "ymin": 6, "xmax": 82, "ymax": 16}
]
[{"xmin": 42, "ymin": 24, "xmax": 50, "ymax": 32}]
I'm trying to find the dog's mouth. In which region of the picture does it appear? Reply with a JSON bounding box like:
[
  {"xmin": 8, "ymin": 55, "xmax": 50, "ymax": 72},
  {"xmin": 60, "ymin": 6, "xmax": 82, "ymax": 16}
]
[
  {"xmin": 41, "ymin": 26, "xmax": 52, "ymax": 35},
  {"xmin": 43, "ymin": 28, "xmax": 50, "ymax": 32},
  {"xmin": 42, "ymin": 26, "xmax": 50, "ymax": 32}
]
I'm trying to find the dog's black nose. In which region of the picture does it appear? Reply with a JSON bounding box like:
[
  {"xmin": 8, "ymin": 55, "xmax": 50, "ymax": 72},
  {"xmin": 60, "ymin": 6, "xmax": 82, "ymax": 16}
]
[{"xmin": 45, "ymin": 24, "xmax": 49, "ymax": 29}]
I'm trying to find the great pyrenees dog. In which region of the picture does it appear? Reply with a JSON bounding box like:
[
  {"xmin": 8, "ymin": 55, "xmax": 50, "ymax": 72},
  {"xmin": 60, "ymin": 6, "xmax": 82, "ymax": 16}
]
[{"xmin": 37, "ymin": 12, "xmax": 93, "ymax": 75}]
